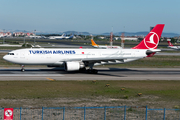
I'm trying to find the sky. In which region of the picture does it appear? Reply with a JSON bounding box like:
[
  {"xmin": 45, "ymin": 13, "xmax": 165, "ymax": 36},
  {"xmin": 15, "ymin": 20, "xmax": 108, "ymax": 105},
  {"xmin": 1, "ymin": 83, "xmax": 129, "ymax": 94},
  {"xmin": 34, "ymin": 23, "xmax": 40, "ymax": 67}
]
[{"xmin": 0, "ymin": 0, "xmax": 180, "ymax": 34}]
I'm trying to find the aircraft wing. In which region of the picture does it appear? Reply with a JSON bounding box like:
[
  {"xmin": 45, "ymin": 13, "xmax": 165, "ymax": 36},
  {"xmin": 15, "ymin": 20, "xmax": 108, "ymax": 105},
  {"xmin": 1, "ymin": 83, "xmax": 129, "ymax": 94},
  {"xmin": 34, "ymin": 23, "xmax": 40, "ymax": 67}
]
[
  {"xmin": 60, "ymin": 49, "xmax": 160, "ymax": 63},
  {"xmin": 59, "ymin": 56, "xmax": 142, "ymax": 65},
  {"xmin": 82, "ymin": 58, "xmax": 129, "ymax": 64}
]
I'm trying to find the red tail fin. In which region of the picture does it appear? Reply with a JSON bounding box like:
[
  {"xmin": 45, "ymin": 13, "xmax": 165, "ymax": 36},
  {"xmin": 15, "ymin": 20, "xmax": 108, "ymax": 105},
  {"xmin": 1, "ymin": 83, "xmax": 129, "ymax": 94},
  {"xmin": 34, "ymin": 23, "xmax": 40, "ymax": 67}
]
[
  {"xmin": 132, "ymin": 24, "xmax": 165, "ymax": 49},
  {"xmin": 167, "ymin": 39, "xmax": 173, "ymax": 46}
]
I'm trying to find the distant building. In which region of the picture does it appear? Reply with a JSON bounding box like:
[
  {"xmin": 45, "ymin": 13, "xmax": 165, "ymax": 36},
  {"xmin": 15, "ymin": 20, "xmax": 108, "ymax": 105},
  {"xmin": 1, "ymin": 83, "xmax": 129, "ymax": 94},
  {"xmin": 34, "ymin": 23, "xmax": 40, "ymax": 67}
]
[
  {"xmin": 13, "ymin": 32, "xmax": 25, "ymax": 36},
  {"xmin": 6, "ymin": 32, "xmax": 12, "ymax": 37},
  {"xmin": 0, "ymin": 32, "xmax": 4, "ymax": 36},
  {"xmin": 26, "ymin": 33, "xmax": 35, "ymax": 36},
  {"xmin": 0, "ymin": 32, "xmax": 12, "ymax": 37},
  {"xmin": 120, "ymin": 37, "xmax": 138, "ymax": 41},
  {"xmin": 13, "ymin": 32, "xmax": 34, "ymax": 37},
  {"xmin": 176, "ymin": 36, "xmax": 180, "ymax": 43}
]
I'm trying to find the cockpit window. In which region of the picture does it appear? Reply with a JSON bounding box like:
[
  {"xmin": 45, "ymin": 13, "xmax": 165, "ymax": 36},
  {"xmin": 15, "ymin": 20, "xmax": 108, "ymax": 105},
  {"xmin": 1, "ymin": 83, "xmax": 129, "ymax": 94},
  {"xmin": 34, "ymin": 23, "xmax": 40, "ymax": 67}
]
[{"xmin": 7, "ymin": 53, "xmax": 14, "ymax": 55}]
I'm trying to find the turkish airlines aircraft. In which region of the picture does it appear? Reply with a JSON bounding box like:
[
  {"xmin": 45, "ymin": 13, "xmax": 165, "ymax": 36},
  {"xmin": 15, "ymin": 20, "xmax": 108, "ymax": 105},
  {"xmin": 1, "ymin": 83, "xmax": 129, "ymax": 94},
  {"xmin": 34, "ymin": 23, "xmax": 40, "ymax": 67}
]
[
  {"xmin": 3, "ymin": 24, "xmax": 165, "ymax": 73},
  {"xmin": 91, "ymin": 39, "xmax": 122, "ymax": 49},
  {"xmin": 167, "ymin": 39, "xmax": 180, "ymax": 50}
]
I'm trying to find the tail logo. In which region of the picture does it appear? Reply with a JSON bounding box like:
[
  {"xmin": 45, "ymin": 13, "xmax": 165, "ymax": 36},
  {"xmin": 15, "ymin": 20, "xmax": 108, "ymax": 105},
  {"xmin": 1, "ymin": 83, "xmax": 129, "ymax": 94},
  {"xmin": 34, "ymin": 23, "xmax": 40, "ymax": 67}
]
[{"xmin": 144, "ymin": 32, "xmax": 159, "ymax": 49}]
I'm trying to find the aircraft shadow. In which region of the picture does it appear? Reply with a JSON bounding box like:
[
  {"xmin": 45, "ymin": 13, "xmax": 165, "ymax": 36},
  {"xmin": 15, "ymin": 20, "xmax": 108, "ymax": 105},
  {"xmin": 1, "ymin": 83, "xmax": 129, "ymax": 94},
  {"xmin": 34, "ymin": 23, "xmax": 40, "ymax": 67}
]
[{"xmin": 92, "ymin": 68, "xmax": 138, "ymax": 77}]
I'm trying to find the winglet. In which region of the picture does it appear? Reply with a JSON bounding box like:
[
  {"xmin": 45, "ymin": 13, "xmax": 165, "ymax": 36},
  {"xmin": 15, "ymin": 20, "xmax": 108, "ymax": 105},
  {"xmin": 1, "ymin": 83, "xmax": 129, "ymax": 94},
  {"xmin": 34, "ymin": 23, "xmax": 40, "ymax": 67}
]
[{"xmin": 132, "ymin": 24, "xmax": 165, "ymax": 49}]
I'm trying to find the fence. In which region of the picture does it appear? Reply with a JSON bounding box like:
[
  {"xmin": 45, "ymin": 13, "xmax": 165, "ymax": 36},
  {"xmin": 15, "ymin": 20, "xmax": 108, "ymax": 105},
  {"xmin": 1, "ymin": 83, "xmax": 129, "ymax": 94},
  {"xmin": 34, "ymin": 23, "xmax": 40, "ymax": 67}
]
[{"xmin": 0, "ymin": 106, "xmax": 180, "ymax": 120}]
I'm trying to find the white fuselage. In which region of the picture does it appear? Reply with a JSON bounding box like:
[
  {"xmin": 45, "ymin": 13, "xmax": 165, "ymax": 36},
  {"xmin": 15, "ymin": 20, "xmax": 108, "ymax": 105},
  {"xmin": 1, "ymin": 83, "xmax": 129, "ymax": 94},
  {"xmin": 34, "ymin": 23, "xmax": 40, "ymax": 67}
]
[
  {"xmin": 3, "ymin": 48, "xmax": 147, "ymax": 66},
  {"xmin": 168, "ymin": 46, "xmax": 180, "ymax": 50},
  {"xmin": 93, "ymin": 45, "xmax": 122, "ymax": 49},
  {"xmin": 48, "ymin": 34, "xmax": 66, "ymax": 39},
  {"xmin": 48, "ymin": 36, "xmax": 65, "ymax": 39}
]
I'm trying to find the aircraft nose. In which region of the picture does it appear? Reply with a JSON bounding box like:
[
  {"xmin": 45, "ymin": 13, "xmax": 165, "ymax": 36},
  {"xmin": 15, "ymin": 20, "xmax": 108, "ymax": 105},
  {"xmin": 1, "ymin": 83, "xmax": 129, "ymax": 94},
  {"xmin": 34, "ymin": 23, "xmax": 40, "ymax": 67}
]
[
  {"xmin": 3, "ymin": 55, "xmax": 7, "ymax": 60},
  {"xmin": 3, "ymin": 55, "xmax": 9, "ymax": 61}
]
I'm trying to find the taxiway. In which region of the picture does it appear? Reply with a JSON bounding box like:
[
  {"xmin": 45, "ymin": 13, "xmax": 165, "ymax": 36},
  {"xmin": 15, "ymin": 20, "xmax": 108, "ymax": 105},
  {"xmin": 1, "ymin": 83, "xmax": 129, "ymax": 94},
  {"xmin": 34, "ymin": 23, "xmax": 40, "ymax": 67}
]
[{"xmin": 0, "ymin": 67, "xmax": 180, "ymax": 81}]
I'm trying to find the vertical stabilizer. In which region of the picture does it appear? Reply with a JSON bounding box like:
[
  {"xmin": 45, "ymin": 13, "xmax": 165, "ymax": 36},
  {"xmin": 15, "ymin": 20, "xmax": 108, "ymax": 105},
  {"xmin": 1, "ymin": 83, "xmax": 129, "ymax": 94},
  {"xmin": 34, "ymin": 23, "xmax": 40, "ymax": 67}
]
[
  {"xmin": 91, "ymin": 39, "xmax": 99, "ymax": 47},
  {"xmin": 167, "ymin": 39, "xmax": 173, "ymax": 46},
  {"xmin": 132, "ymin": 24, "xmax": 165, "ymax": 49}
]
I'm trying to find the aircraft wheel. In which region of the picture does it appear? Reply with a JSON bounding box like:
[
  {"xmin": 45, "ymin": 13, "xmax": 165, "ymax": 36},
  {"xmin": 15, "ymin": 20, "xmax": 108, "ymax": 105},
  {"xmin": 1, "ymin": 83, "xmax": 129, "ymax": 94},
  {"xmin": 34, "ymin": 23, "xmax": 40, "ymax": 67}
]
[
  {"xmin": 21, "ymin": 69, "xmax": 25, "ymax": 72},
  {"xmin": 93, "ymin": 69, "xmax": 98, "ymax": 74},
  {"xmin": 79, "ymin": 67, "xmax": 86, "ymax": 72}
]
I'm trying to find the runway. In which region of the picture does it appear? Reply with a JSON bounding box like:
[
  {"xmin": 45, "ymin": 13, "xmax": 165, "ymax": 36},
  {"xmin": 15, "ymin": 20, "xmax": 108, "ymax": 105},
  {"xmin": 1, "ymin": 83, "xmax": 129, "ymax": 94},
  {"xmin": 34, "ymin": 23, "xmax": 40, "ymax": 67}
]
[{"xmin": 0, "ymin": 67, "xmax": 180, "ymax": 80}]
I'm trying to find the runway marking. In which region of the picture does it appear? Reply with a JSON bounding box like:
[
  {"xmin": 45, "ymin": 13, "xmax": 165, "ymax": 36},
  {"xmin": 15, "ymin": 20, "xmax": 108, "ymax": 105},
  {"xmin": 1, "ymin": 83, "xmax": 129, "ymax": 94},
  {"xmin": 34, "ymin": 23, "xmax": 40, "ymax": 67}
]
[
  {"xmin": 0, "ymin": 74, "xmax": 64, "ymax": 77},
  {"xmin": 11, "ymin": 72, "xmax": 56, "ymax": 74},
  {"xmin": 46, "ymin": 77, "xmax": 55, "ymax": 81}
]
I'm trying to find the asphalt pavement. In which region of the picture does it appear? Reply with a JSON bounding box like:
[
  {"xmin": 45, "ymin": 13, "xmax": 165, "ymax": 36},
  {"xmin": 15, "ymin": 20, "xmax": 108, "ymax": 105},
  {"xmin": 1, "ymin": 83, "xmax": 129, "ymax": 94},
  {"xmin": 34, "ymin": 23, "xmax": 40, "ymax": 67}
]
[{"xmin": 0, "ymin": 67, "xmax": 179, "ymax": 81}]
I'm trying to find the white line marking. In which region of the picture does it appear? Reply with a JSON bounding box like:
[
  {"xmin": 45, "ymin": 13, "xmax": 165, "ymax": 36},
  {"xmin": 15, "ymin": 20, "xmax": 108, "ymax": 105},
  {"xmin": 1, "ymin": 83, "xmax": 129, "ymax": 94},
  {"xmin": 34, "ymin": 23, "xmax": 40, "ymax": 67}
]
[{"xmin": 0, "ymin": 74, "xmax": 64, "ymax": 77}]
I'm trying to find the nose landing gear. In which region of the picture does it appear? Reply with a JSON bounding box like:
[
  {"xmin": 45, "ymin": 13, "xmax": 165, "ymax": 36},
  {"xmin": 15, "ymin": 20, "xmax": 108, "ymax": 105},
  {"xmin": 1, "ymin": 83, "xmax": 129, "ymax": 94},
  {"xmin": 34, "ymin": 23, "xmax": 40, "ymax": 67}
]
[{"xmin": 21, "ymin": 65, "xmax": 25, "ymax": 72}]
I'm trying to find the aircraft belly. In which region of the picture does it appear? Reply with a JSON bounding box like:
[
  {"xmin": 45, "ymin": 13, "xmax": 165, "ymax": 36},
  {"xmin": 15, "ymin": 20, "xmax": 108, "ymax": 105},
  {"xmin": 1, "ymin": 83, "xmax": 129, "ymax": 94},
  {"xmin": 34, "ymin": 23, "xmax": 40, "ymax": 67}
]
[{"xmin": 13, "ymin": 55, "xmax": 57, "ymax": 65}]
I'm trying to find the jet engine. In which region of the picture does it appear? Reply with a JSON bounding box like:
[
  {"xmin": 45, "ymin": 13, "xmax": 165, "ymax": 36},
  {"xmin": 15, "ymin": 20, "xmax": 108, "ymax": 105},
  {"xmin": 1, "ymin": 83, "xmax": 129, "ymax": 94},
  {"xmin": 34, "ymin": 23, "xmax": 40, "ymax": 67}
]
[{"xmin": 64, "ymin": 61, "xmax": 85, "ymax": 71}]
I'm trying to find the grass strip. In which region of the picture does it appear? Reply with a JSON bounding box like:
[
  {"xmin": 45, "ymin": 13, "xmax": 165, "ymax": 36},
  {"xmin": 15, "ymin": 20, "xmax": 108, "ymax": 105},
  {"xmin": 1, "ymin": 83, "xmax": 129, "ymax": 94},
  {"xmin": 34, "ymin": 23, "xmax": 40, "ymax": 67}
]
[{"xmin": 0, "ymin": 80, "xmax": 180, "ymax": 100}]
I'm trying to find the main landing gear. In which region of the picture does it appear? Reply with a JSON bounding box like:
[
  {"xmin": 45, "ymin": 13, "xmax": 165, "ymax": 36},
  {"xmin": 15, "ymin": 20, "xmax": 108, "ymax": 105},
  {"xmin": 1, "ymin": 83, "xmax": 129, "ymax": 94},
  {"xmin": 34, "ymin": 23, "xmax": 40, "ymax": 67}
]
[
  {"xmin": 86, "ymin": 63, "xmax": 98, "ymax": 74},
  {"xmin": 79, "ymin": 68, "xmax": 98, "ymax": 74},
  {"xmin": 21, "ymin": 65, "xmax": 25, "ymax": 72}
]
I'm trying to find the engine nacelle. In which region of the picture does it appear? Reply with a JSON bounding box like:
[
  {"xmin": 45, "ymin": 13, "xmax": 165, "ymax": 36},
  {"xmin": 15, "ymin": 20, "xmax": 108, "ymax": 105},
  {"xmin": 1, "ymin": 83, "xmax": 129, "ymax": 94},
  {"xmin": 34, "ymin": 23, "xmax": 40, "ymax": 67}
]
[{"xmin": 64, "ymin": 61, "xmax": 85, "ymax": 71}]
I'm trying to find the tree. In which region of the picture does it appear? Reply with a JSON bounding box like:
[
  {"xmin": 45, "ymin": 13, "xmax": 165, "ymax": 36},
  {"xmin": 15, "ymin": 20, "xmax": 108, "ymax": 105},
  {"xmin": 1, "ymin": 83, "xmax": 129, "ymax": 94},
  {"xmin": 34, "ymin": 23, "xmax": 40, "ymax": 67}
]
[{"xmin": 171, "ymin": 38, "xmax": 176, "ymax": 43}]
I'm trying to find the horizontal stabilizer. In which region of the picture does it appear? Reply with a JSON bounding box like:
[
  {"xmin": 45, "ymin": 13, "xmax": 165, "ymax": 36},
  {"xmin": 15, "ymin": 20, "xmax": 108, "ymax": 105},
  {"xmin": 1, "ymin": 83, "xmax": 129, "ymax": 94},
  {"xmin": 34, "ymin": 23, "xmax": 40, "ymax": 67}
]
[{"xmin": 146, "ymin": 49, "xmax": 161, "ymax": 57}]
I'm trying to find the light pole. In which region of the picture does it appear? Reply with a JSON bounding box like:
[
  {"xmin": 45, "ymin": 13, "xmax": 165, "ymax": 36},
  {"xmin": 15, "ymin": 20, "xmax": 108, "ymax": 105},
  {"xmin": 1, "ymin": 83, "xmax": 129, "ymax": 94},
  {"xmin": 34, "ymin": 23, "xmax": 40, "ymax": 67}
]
[
  {"xmin": 34, "ymin": 29, "xmax": 36, "ymax": 47},
  {"xmin": 24, "ymin": 30, "xmax": 25, "ymax": 44},
  {"xmin": 3, "ymin": 29, "xmax": 5, "ymax": 44}
]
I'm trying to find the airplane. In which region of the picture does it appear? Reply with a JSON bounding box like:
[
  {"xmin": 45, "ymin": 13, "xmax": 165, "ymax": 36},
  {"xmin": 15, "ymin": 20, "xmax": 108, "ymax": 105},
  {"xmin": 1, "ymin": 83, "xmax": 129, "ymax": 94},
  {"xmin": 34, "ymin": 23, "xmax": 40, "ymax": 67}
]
[
  {"xmin": 91, "ymin": 39, "xmax": 122, "ymax": 49},
  {"xmin": 3, "ymin": 24, "xmax": 165, "ymax": 74},
  {"xmin": 167, "ymin": 39, "xmax": 180, "ymax": 50},
  {"xmin": 64, "ymin": 34, "xmax": 74, "ymax": 39},
  {"xmin": 28, "ymin": 35, "xmax": 42, "ymax": 39},
  {"xmin": 48, "ymin": 33, "xmax": 66, "ymax": 39}
]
